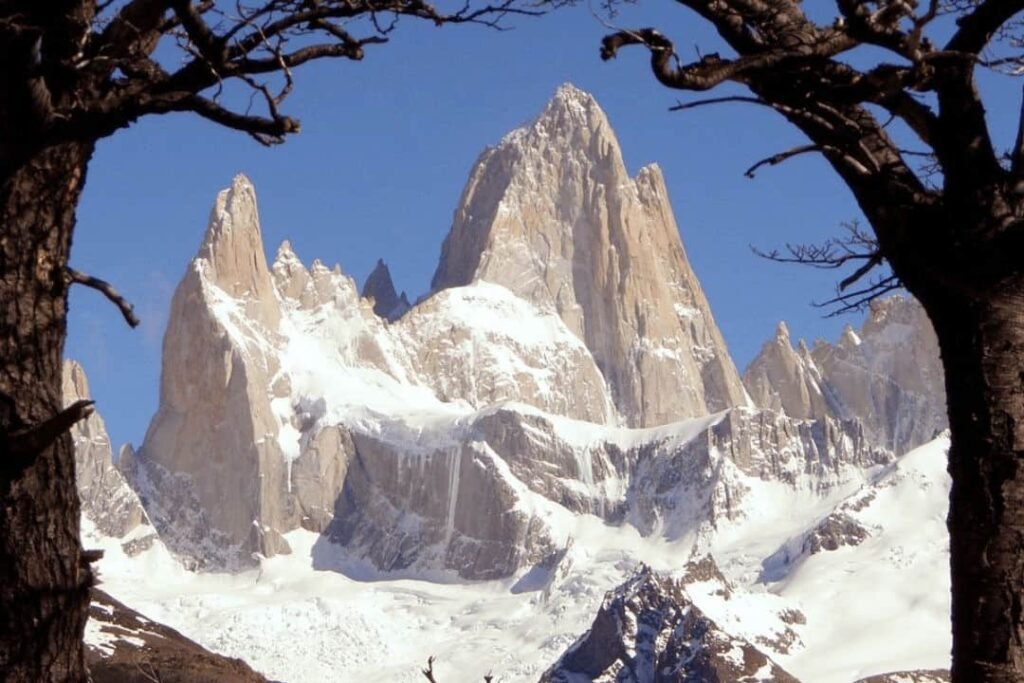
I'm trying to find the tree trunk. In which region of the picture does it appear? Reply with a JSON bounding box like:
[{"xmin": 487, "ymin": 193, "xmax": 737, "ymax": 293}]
[
  {"xmin": 930, "ymin": 281, "xmax": 1024, "ymax": 683},
  {"xmin": 0, "ymin": 141, "xmax": 94, "ymax": 681}
]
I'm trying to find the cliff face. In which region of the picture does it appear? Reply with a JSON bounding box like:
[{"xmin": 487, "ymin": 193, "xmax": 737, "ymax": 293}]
[{"xmin": 432, "ymin": 83, "xmax": 750, "ymax": 427}]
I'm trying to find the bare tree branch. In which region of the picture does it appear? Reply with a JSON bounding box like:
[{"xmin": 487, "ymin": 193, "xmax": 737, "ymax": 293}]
[
  {"xmin": 946, "ymin": 0, "xmax": 1024, "ymax": 54},
  {"xmin": 744, "ymin": 144, "xmax": 826, "ymax": 178},
  {"xmin": 65, "ymin": 266, "xmax": 140, "ymax": 328},
  {"xmin": 2, "ymin": 400, "xmax": 95, "ymax": 478},
  {"xmin": 1013, "ymin": 83, "xmax": 1024, "ymax": 178},
  {"xmin": 815, "ymin": 275, "xmax": 902, "ymax": 317},
  {"xmin": 669, "ymin": 95, "xmax": 766, "ymax": 112}
]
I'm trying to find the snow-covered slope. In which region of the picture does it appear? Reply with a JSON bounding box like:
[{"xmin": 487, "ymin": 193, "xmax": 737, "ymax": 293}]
[{"xmin": 84, "ymin": 437, "xmax": 952, "ymax": 683}]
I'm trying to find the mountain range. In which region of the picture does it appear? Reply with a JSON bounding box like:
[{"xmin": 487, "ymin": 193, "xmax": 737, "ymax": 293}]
[{"xmin": 73, "ymin": 84, "xmax": 951, "ymax": 683}]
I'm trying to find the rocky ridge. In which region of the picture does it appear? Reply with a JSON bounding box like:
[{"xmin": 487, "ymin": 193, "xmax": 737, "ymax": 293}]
[
  {"xmin": 744, "ymin": 296, "xmax": 946, "ymax": 454},
  {"xmin": 541, "ymin": 563, "xmax": 799, "ymax": 682},
  {"xmin": 86, "ymin": 589, "xmax": 270, "ymax": 683},
  {"xmin": 362, "ymin": 258, "xmax": 410, "ymax": 321}
]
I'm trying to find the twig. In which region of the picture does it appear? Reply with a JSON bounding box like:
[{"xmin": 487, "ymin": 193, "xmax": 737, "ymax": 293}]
[
  {"xmin": 839, "ymin": 252, "xmax": 884, "ymax": 290},
  {"xmin": 66, "ymin": 267, "xmax": 140, "ymax": 328},
  {"xmin": 669, "ymin": 95, "xmax": 766, "ymax": 112},
  {"xmin": 744, "ymin": 144, "xmax": 824, "ymax": 178},
  {"xmin": 422, "ymin": 656, "xmax": 438, "ymax": 683}
]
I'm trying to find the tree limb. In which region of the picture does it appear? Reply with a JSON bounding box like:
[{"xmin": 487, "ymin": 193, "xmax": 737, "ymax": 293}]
[
  {"xmin": 945, "ymin": 0, "xmax": 1024, "ymax": 54},
  {"xmin": 2, "ymin": 400, "xmax": 95, "ymax": 478},
  {"xmin": 669, "ymin": 95, "xmax": 766, "ymax": 112},
  {"xmin": 1013, "ymin": 83, "xmax": 1024, "ymax": 178},
  {"xmin": 744, "ymin": 144, "xmax": 825, "ymax": 178},
  {"xmin": 65, "ymin": 267, "xmax": 140, "ymax": 328}
]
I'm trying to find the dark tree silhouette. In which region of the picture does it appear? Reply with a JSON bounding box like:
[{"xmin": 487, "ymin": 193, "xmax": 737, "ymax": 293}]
[
  {"xmin": 0, "ymin": 2, "xmax": 537, "ymax": 679},
  {"xmin": 598, "ymin": 2, "xmax": 1024, "ymax": 681}
]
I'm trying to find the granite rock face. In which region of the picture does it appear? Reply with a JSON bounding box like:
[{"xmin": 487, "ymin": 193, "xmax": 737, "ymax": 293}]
[
  {"xmin": 541, "ymin": 564, "xmax": 799, "ymax": 683},
  {"xmin": 431, "ymin": 83, "xmax": 750, "ymax": 427},
  {"xmin": 745, "ymin": 296, "xmax": 946, "ymax": 453},
  {"xmin": 127, "ymin": 176, "xmax": 328, "ymax": 566},
  {"xmin": 63, "ymin": 360, "xmax": 157, "ymax": 555}
]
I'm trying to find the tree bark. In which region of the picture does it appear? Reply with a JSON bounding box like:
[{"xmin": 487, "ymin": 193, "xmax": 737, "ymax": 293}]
[
  {"xmin": 930, "ymin": 280, "xmax": 1024, "ymax": 682},
  {"xmin": 0, "ymin": 141, "xmax": 94, "ymax": 681}
]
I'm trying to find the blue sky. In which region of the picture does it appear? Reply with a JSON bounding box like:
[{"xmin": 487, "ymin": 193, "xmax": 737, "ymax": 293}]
[{"xmin": 66, "ymin": 2, "xmax": 1023, "ymax": 452}]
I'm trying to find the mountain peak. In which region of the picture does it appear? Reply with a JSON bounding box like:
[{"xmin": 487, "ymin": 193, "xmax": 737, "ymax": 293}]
[
  {"xmin": 497, "ymin": 83, "xmax": 615, "ymax": 157},
  {"xmin": 362, "ymin": 258, "xmax": 406, "ymax": 320},
  {"xmin": 195, "ymin": 174, "xmax": 276, "ymax": 305},
  {"xmin": 546, "ymin": 82, "xmax": 599, "ymax": 118},
  {"xmin": 430, "ymin": 87, "xmax": 748, "ymax": 426},
  {"xmin": 201, "ymin": 174, "xmax": 257, "ymax": 251}
]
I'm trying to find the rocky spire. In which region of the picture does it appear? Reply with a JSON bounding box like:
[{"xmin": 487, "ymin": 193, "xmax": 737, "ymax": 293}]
[
  {"xmin": 431, "ymin": 83, "xmax": 750, "ymax": 427},
  {"xmin": 62, "ymin": 360, "xmax": 156, "ymax": 551},
  {"xmin": 196, "ymin": 173, "xmax": 280, "ymax": 327},
  {"xmin": 133, "ymin": 175, "xmax": 292, "ymax": 566},
  {"xmin": 361, "ymin": 258, "xmax": 408, "ymax": 321},
  {"xmin": 743, "ymin": 320, "xmax": 831, "ymax": 420}
]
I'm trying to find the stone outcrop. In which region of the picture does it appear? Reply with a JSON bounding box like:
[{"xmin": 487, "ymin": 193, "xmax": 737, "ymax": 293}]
[
  {"xmin": 541, "ymin": 564, "xmax": 799, "ymax": 682},
  {"xmin": 319, "ymin": 403, "xmax": 890, "ymax": 578},
  {"xmin": 431, "ymin": 83, "xmax": 750, "ymax": 427},
  {"xmin": 325, "ymin": 425, "xmax": 559, "ymax": 580},
  {"xmin": 745, "ymin": 296, "xmax": 946, "ymax": 453},
  {"xmin": 854, "ymin": 671, "xmax": 950, "ymax": 683},
  {"xmin": 624, "ymin": 407, "xmax": 890, "ymax": 540},
  {"xmin": 63, "ymin": 361, "xmax": 157, "ymax": 554}
]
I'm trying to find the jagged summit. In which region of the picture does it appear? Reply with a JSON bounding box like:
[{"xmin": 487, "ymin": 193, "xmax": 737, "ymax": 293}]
[
  {"xmin": 431, "ymin": 83, "xmax": 749, "ymax": 427},
  {"xmin": 361, "ymin": 258, "xmax": 408, "ymax": 321},
  {"xmin": 744, "ymin": 295, "xmax": 946, "ymax": 453},
  {"xmin": 193, "ymin": 172, "xmax": 280, "ymax": 328}
]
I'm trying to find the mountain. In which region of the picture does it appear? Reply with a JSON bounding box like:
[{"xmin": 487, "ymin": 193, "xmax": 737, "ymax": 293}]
[
  {"xmin": 744, "ymin": 296, "xmax": 946, "ymax": 453},
  {"xmin": 122, "ymin": 174, "xmax": 890, "ymax": 576},
  {"xmin": 432, "ymin": 83, "xmax": 750, "ymax": 427},
  {"xmin": 63, "ymin": 360, "xmax": 157, "ymax": 555},
  {"xmin": 541, "ymin": 563, "xmax": 799, "ymax": 682},
  {"xmin": 78, "ymin": 84, "xmax": 954, "ymax": 681}
]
